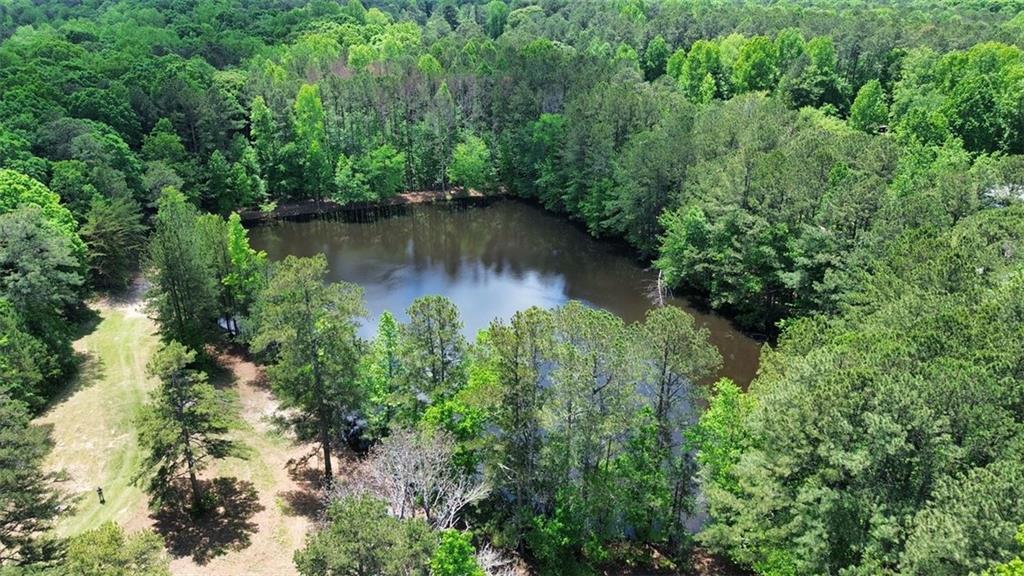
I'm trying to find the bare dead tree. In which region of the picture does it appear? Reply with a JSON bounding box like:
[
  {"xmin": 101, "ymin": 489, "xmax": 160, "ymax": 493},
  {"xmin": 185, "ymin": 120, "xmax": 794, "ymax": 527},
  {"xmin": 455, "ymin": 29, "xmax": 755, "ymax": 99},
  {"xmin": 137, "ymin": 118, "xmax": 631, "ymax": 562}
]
[
  {"xmin": 336, "ymin": 428, "xmax": 488, "ymax": 530},
  {"xmin": 476, "ymin": 543, "xmax": 520, "ymax": 576}
]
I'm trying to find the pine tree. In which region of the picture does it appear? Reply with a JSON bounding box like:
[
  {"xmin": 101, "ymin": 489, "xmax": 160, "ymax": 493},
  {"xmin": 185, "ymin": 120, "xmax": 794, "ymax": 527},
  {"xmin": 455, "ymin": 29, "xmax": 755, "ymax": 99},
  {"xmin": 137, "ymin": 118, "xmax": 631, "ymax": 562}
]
[{"xmin": 136, "ymin": 342, "xmax": 242, "ymax": 511}]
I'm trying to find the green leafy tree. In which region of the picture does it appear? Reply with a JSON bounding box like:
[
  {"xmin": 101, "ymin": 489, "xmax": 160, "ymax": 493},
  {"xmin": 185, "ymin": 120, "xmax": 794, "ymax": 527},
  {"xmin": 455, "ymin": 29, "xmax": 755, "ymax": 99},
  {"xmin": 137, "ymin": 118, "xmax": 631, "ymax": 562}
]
[
  {"xmin": 680, "ymin": 40, "xmax": 723, "ymax": 102},
  {"xmin": 484, "ymin": 0, "xmax": 509, "ymax": 39},
  {"xmin": 293, "ymin": 84, "xmax": 332, "ymax": 204},
  {"xmin": 61, "ymin": 522, "xmax": 170, "ymax": 576},
  {"xmin": 49, "ymin": 160, "xmax": 98, "ymax": 222},
  {"xmin": 984, "ymin": 527, "xmax": 1024, "ymax": 576},
  {"xmin": 774, "ymin": 28, "xmax": 806, "ymax": 74},
  {"xmin": 0, "ymin": 396, "xmax": 62, "ymax": 566},
  {"xmin": 850, "ymin": 79, "xmax": 889, "ymax": 133},
  {"xmin": 447, "ymin": 133, "xmax": 493, "ymax": 191},
  {"xmin": 642, "ymin": 35, "xmax": 670, "ymax": 81},
  {"xmin": 732, "ymin": 36, "xmax": 778, "ymax": 93},
  {"xmin": 360, "ymin": 144, "xmax": 406, "ymax": 199},
  {"xmin": 249, "ymin": 96, "xmax": 279, "ymax": 198},
  {"xmin": 223, "ymin": 212, "xmax": 268, "ymax": 335},
  {"xmin": 0, "ymin": 169, "xmax": 85, "ymax": 258},
  {"xmin": 690, "ymin": 379, "xmax": 753, "ymax": 495},
  {"xmin": 0, "ymin": 206, "xmax": 83, "ymax": 352},
  {"xmin": 431, "ymin": 530, "xmax": 484, "ymax": 576},
  {"xmin": 786, "ymin": 36, "xmax": 847, "ymax": 110},
  {"xmin": 294, "ymin": 494, "xmax": 435, "ymax": 576},
  {"xmin": 334, "ymin": 153, "xmax": 371, "ymax": 203},
  {"xmin": 142, "ymin": 119, "xmax": 188, "ymax": 165},
  {"xmin": 204, "ymin": 150, "xmax": 233, "ymax": 214},
  {"xmin": 637, "ymin": 306, "xmax": 721, "ymax": 449},
  {"xmin": 696, "ymin": 206, "xmax": 1024, "ymax": 574},
  {"xmin": 251, "ymin": 255, "xmax": 365, "ymax": 482},
  {"xmin": 487, "ymin": 307, "xmax": 553, "ymax": 538},
  {"xmin": 359, "ymin": 311, "xmax": 402, "ymax": 438},
  {"xmin": 334, "ymin": 145, "xmax": 406, "ymax": 203},
  {"xmin": 136, "ymin": 341, "xmax": 242, "ymax": 510}
]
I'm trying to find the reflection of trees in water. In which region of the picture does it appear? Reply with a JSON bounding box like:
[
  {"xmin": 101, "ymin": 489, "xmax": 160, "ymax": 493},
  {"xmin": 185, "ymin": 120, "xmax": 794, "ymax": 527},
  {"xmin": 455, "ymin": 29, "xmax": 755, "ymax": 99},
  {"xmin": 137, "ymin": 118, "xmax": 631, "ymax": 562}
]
[{"xmin": 248, "ymin": 200, "xmax": 762, "ymax": 385}]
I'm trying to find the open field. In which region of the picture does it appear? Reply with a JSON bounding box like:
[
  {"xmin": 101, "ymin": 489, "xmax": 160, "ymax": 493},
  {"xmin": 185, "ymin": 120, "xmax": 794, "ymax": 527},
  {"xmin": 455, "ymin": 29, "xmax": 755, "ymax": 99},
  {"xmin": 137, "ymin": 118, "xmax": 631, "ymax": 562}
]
[{"xmin": 34, "ymin": 296, "xmax": 319, "ymax": 576}]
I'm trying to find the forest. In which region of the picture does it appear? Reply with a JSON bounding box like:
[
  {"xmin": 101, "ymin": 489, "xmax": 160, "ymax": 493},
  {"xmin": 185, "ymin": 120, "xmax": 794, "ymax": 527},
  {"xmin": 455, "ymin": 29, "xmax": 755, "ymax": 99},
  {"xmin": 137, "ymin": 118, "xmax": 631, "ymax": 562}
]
[{"xmin": 1, "ymin": 0, "xmax": 1023, "ymax": 574}]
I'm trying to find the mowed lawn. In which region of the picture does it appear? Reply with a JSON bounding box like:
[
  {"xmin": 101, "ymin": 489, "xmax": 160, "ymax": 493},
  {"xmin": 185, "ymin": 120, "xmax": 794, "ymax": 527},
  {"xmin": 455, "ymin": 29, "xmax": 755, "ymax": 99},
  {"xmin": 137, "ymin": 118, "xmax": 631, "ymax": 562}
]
[
  {"xmin": 34, "ymin": 299, "xmax": 317, "ymax": 575},
  {"xmin": 35, "ymin": 303, "xmax": 160, "ymax": 536}
]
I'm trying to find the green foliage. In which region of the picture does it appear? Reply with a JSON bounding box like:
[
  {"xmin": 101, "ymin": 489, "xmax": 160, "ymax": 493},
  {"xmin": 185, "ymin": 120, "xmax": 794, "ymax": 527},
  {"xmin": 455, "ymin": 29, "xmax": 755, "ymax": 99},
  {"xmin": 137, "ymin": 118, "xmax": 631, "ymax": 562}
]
[
  {"xmin": 690, "ymin": 379, "xmax": 753, "ymax": 494},
  {"xmin": 697, "ymin": 206, "xmax": 1024, "ymax": 574},
  {"xmin": 293, "ymin": 84, "xmax": 332, "ymax": 202},
  {"xmin": 146, "ymin": 189, "xmax": 218, "ymax": 351},
  {"xmin": 136, "ymin": 341, "xmax": 242, "ymax": 509},
  {"xmin": 251, "ymin": 254, "xmax": 365, "ymax": 480},
  {"xmin": 732, "ymin": 36, "xmax": 778, "ymax": 93},
  {"xmin": 478, "ymin": 301, "xmax": 718, "ymax": 564},
  {"xmin": 81, "ymin": 195, "xmax": 147, "ymax": 290},
  {"xmin": 2, "ymin": 2, "xmax": 1024, "ymax": 573},
  {"xmin": 0, "ymin": 169, "xmax": 85, "ymax": 258},
  {"xmin": 984, "ymin": 527, "xmax": 1024, "ymax": 576},
  {"xmin": 637, "ymin": 305, "xmax": 721, "ymax": 447},
  {"xmin": 642, "ymin": 35, "xmax": 670, "ymax": 81},
  {"xmin": 485, "ymin": 1, "xmax": 510, "ymax": 39},
  {"xmin": 60, "ymin": 522, "xmax": 170, "ymax": 576},
  {"xmin": 395, "ymin": 295, "xmax": 467, "ymax": 422},
  {"xmin": 892, "ymin": 43, "xmax": 1024, "ymax": 152},
  {"xmin": 358, "ymin": 311, "xmax": 401, "ymax": 439},
  {"xmin": 334, "ymin": 144, "xmax": 406, "ymax": 203},
  {"xmin": 680, "ymin": 40, "xmax": 724, "ymax": 102},
  {"xmin": 0, "ymin": 397, "xmax": 62, "ymax": 565},
  {"xmin": 222, "ymin": 212, "xmax": 268, "ymax": 335},
  {"xmin": 0, "ymin": 301, "xmax": 55, "ymax": 409},
  {"xmin": 850, "ymin": 79, "xmax": 889, "ymax": 133},
  {"xmin": 448, "ymin": 133, "xmax": 494, "ymax": 191},
  {"xmin": 294, "ymin": 494, "xmax": 435, "ymax": 576},
  {"xmin": 431, "ymin": 530, "xmax": 484, "ymax": 576}
]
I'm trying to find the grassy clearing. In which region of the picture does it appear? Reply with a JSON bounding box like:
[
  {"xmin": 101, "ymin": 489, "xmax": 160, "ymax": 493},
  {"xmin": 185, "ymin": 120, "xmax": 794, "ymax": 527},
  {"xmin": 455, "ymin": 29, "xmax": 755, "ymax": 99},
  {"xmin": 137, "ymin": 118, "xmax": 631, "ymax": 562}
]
[
  {"xmin": 35, "ymin": 305, "xmax": 160, "ymax": 536},
  {"xmin": 36, "ymin": 300, "xmax": 316, "ymax": 575}
]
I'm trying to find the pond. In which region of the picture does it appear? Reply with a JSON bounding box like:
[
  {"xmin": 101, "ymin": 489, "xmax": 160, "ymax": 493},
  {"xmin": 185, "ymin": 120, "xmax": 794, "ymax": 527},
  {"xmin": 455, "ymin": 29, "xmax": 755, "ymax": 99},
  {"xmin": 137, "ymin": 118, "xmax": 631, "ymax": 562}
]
[{"xmin": 248, "ymin": 198, "xmax": 761, "ymax": 386}]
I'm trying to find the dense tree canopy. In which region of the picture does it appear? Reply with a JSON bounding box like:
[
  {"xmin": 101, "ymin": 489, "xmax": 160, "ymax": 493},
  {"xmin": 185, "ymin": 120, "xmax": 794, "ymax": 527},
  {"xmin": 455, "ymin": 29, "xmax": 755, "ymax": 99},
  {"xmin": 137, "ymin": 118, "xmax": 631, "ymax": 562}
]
[{"xmin": 1, "ymin": 0, "xmax": 1023, "ymax": 574}]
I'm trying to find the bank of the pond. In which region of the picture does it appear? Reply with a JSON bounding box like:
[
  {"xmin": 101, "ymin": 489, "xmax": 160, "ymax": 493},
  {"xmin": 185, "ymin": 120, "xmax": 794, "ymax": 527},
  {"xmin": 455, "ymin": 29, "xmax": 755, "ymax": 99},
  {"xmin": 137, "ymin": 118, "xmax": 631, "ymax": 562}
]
[{"xmin": 238, "ymin": 188, "xmax": 492, "ymax": 223}]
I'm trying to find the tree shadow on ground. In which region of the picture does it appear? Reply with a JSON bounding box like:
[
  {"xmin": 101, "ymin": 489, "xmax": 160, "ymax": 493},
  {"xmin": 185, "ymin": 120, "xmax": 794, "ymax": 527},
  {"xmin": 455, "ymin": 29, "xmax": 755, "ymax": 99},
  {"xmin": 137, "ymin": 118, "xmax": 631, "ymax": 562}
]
[
  {"xmin": 151, "ymin": 477, "xmax": 264, "ymax": 565},
  {"xmin": 278, "ymin": 451, "xmax": 325, "ymax": 520},
  {"xmin": 42, "ymin": 351, "xmax": 106, "ymax": 411}
]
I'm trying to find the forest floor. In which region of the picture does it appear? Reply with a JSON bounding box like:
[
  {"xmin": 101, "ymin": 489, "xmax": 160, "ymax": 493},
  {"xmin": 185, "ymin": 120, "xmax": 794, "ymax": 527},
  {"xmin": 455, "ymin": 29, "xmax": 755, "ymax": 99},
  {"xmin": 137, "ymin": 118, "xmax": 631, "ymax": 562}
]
[{"xmin": 34, "ymin": 290, "xmax": 320, "ymax": 576}]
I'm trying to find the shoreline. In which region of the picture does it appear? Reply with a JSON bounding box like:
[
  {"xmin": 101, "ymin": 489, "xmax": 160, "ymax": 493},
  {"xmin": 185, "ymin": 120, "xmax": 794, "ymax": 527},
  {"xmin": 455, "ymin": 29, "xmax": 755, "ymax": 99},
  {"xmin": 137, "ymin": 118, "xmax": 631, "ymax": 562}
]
[{"xmin": 238, "ymin": 188, "xmax": 493, "ymax": 223}]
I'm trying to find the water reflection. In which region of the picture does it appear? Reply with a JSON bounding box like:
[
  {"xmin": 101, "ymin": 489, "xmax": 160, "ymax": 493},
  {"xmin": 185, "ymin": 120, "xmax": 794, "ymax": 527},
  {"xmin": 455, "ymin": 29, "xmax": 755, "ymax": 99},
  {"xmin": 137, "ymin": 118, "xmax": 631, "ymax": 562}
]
[{"xmin": 248, "ymin": 199, "xmax": 761, "ymax": 386}]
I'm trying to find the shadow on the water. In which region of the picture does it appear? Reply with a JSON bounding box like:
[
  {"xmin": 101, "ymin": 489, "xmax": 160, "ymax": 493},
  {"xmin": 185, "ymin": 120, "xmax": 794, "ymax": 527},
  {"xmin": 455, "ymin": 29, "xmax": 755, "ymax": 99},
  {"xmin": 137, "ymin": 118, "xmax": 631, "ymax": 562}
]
[{"xmin": 151, "ymin": 477, "xmax": 263, "ymax": 565}]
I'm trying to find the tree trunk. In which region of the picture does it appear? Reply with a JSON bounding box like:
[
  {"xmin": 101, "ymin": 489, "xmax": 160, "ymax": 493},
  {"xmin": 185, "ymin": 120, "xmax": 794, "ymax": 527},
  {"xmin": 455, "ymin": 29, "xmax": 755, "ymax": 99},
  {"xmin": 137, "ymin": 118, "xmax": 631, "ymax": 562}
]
[
  {"xmin": 187, "ymin": 456, "xmax": 203, "ymax": 511},
  {"xmin": 304, "ymin": 287, "xmax": 333, "ymax": 484},
  {"xmin": 319, "ymin": 409, "xmax": 333, "ymax": 483},
  {"xmin": 182, "ymin": 428, "xmax": 204, "ymax": 511}
]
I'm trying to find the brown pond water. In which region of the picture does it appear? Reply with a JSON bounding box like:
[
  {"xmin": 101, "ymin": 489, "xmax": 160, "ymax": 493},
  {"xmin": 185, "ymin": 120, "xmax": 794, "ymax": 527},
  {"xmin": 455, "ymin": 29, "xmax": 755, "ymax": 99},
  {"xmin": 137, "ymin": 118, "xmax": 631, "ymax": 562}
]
[{"xmin": 248, "ymin": 198, "xmax": 761, "ymax": 386}]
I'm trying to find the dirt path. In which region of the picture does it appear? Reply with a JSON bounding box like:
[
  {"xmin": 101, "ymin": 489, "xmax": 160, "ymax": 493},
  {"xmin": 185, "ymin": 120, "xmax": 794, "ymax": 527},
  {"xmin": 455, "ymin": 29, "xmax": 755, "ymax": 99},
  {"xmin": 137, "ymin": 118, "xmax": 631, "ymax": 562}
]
[
  {"xmin": 36, "ymin": 294, "xmax": 318, "ymax": 576},
  {"xmin": 168, "ymin": 353, "xmax": 317, "ymax": 576}
]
